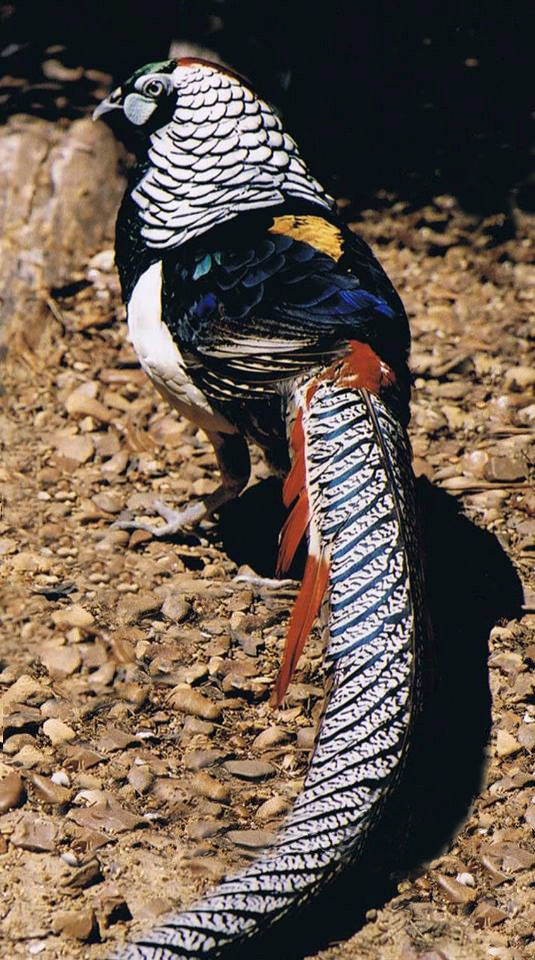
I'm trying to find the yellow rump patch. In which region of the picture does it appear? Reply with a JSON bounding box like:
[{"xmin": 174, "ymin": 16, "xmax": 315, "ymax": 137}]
[{"xmin": 269, "ymin": 215, "xmax": 344, "ymax": 261}]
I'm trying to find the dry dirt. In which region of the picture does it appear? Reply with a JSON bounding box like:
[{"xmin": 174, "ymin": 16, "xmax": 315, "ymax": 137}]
[{"xmin": 0, "ymin": 196, "xmax": 534, "ymax": 960}]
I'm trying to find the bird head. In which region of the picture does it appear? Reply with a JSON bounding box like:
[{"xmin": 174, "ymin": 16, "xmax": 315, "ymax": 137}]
[
  {"xmin": 93, "ymin": 59, "xmax": 178, "ymax": 145},
  {"xmin": 94, "ymin": 58, "xmax": 332, "ymax": 249}
]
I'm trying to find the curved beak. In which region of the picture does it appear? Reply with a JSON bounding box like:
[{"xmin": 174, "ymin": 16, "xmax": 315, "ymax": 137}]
[{"xmin": 93, "ymin": 88, "xmax": 123, "ymax": 122}]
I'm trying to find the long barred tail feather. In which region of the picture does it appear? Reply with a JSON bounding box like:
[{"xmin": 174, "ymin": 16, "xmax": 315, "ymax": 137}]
[{"xmin": 112, "ymin": 374, "xmax": 424, "ymax": 959}]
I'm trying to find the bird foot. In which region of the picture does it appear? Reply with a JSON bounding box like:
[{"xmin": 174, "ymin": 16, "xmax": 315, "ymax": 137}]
[
  {"xmin": 114, "ymin": 498, "xmax": 207, "ymax": 538},
  {"xmin": 233, "ymin": 570, "xmax": 298, "ymax": 591}
]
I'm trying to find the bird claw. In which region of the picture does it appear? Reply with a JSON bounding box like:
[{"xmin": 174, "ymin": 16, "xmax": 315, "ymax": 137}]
[{"xmin": 113, "ymin": 498, "xmax": 207, "ymax": 538}]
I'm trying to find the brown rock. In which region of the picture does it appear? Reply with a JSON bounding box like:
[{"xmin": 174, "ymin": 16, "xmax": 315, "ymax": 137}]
[
  {"xmin": 3, "ymin": 733, "xmax": 36, "ymax": 755},
  {"xmin": 436, "ymin": 873, "xmax": 477, "ymax": 904},
  {"xmin": 51, "ymin": 604, "xmax": 95, "ymax": 630},
  {"xmin": 191, "ymin": 771, "xmax": 231, "ymax": 804},
  {"xmin": 41, "ymin": 644, "xmax": 82, "ymax": 678},
  {"xmin": 226, "ymin": 829, "xmax": 275, "ymax": 849},
  {"xmin": 504, "ymin": 365, "xmax": 535, "ymax": 391},
  {"xmin": 484, "ymin": 456, "xmax": 527, "ymax": 483},
  {"xmin": 161, "ymin": 595, "xmax": 191, "ymax": 622},
  {"xmin": 168, "ymin": 686, "xmax": 222, "ymax": 721},
  {"xmin": 184, "ymin": 750, "xmax": 226, "ymax": 771},
  {"xmin": 256, "ymin": 795, "xmax": 292, "ymax": 821},
  {"xmin": 296, "ymin": 727, "xmax": 316, "ymax": 750},
  {"xmin": 12, "ymin": 743, "xmax": 47, "ymax": 768},
  {"xmin": 187, "ymin": 819, "xmax": 225, "ymax": 840},
  {"xmin": 97, "ymin": 726, "xmax": 140, "ymax": 752},
  {"xmin": 471, "ymin": 899, "xmax": 508, "ymax": 927},
  {"xmin": 31, "ymin": 773, "xmax": 72, "ymax": 806},
  {"xmin": 127, "ymin": 764, "xmax": 154, "ymax": 795},
  {"xmin": 92, "ymin": 492, "xmax": 123, "ymax": 514},
  {"xmin": 1, "ymin": 674, "xmax": 49, "ymax": 709},
  {"xmin": 517, "ymin": 723, "xmax": 535, "ymax": 751},
  {"xmin": 52, "ymin": 907, "xmax": 96, "ymax": 941},
  {"xmin": 484, "ymin": 842, "xmax": 535, "ymax": 871},
  {"xmin": 252, "ymin": 726, "xmax": 290, "ymax": 751},
  {"xmin": 42, "ymin": 717, "xmax": 76, "ymax": 745},
  {"xmin": 67, "ymin": 798, "xmax": 144, "ymax": 835},
  {"xmin": 54, "ymin": 433, "xmax": 95, "ymax": 464},
  {"xmin": 0, "ymin": 772, "xmax": 26, "ymax": 814},
  {"xmin": 117, "ymin": 591, "xmax": 162, "ymax": 625},
  {"xmin": 495, "ymin": 729, "xmax": 521, "ymax": 758},
  {"xmin": 223, "ymin": 760, "xmax": 275, "ymax": 781},
  {"xmin": 65, "ymin": 385, "xmax": 113, "ymax": 423},
  {"xmin": 61, "ymin": 858, "xmax": 103, "ymax": 889},
  {"xmin": 11, "ymin": 814, "xmax": 57, "ymax": 852}
]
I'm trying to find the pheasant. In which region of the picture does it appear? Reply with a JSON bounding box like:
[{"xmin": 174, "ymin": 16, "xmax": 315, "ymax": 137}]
[{"xmin": 94, "ymin": 58, "xmax": 426, "ymax": 960}]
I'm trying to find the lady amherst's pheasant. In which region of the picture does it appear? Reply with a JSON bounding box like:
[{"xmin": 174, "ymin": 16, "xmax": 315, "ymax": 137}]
[{"xmin": 94, "ymin": 57, "xmax": 426, "ymax": 960}]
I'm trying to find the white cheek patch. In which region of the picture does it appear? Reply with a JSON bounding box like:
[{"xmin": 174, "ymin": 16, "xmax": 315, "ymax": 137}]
[{"xmin": 124, "ymin": 93, "xmax": 158, "ymax": 126}]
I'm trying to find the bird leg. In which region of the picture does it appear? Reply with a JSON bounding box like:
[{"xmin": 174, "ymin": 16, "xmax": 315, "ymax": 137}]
[{"xmin": 115, "ymin": 430, "xmax": 251, "ymax": 538}]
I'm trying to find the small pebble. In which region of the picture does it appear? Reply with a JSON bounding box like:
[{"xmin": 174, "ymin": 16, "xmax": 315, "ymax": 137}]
[
  {"xmin": 437, "ymin": 873, "xmax": 477, "ymax": 904},
  {"xmin": 495, "ymin": 729, "xmax": 521, "ymax": 758},
  {"xmin": 51, "ymin": 604, "xmax": 94, "ymax": 630},
  {"xmin": 41, "ymin": 645, "xmax": 82, "ymax": 678},
  {"xmin": 252, "ymin": 726, "xmax": 290, "ymax": 751},
  {"xmin": 184, "ymin": 750, "xmax": 226, "ymax": 771},
  {"xmin": 226, "ymin": 829, "xmax": 275, "ymax": 849},
  {"xmin": 223, "ymin": 760, "xmax": 275, "ymax": 781},
  {"xmin": 127, "ymin": 765, "xmax": 154, "ymax": 795},
  {"xmin": 187, "ymin": 819, "xmax": 224, "ymax": 840},
  {"xmin": 0, "ymin": 772, "xmax": 26, "ymax": 813},
  {"xmin": 256, "ymin": 795, "xmax": 292, "ymax": 821},
  {"xmin": 42, "ymin": 718, "xmax": 76, "ymax": 745},
  {"xmin": 161, "ymin": 595, "xmax": 191, "ymax": 622},
  {"xmin": 31, "ymin": 773, "xmax": 72, "ymax": 806},
  {"xmin": 52, "ymin": 907, "xmax": 96, "ymax": 940},
  {"xmin": 191, "ymin": 771, "xmax": 231, "ymax": 804},
  {"xmin": 168, "ymin": 685, "xmax": 222, "ymax": 721}
]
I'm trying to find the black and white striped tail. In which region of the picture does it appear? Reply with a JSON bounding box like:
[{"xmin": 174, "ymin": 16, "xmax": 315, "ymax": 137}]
[{"xmin": 112, "ymin": 381, "xmax": 423, "ymax": 959}]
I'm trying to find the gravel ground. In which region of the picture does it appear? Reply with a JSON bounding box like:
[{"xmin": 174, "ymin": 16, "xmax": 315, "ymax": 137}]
[{"xmin": 0, "ymin": 196, "xmax": 534, "ymax": 960}]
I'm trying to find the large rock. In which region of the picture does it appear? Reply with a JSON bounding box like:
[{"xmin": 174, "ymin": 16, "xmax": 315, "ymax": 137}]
[{"xmin": 0, "ymin": 115, "xmax": 124, "ymax": 344}]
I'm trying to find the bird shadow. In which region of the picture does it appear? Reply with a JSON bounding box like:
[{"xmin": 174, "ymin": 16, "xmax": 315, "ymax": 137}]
[{"xmin": 217, "ymin": 475, "xmax": 523, "ymax": 960}]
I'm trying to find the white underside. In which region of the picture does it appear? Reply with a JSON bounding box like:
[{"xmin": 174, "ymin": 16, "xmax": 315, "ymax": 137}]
[{"xmin": 127, "ymin": 262, "xmax": 234, "ymax": 434}]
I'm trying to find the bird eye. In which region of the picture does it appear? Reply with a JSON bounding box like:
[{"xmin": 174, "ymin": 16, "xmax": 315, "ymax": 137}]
[{"xmin": 142, "ymin": 78, "xmax": 165, "ymax": 98}]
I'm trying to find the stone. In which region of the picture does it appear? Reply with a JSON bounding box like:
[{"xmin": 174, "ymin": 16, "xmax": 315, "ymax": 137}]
[
  {"xmin": 11, "ymin": 744, "xmax": 47, "ymax": 768},
  {"xmin": 41, "ymin": 645, "xmax": 82, "ymax": 678},
  {"xmin": 161, "ymin": 595, "xmax": 191, "ymax": 622},
  {"xmin": 11, "ymin": 815, "xmax": 57, "ymax": 852},
  {"xmin": 127, "ymin": 765, "xmax": 154, "ymax": 795},
  {"xmin": 42, "ymin": 718, "xmax": 76, "ymax": 745},
  {"xmin": 183, "ymin": 750, "xmax": 226, "ymax": 771},
  {"xmin": 31, "ymin": 773, "xmax": 72, "ymax": 806},
  {"xmin": 226, "ymin": 829, "xmax": 275, "ymax": 849},
  {"xmin": 117, "ymin": 591, "xmax": 162, "ymax": 625},
  {"xmin": 256, "ymin": 796, "xmax": 292, "ymax": 821},
  {"xmin": 187, "ymin": 819, "xmax": 224, "ymax": 841},
  {"xmin": 223, "ymin": 760, "xmax": 275, "ymax": 781},
  {"xmin": 0, "ymin": 772, "xmax": 26, "ymax": 814},
  {"xmin": 436, "ymin": 874, "xmax": 477, "ymax": 904},
  {"xmin": 191, "ymin": 772, "xmax": 231, "ymax": 804},
  {"xmin": 168, "ymin": 686, "xmax": 222, "ymax": 721},
  {"xmin": 504, "ymin": 365, "xmax": 535, "ymax": 392},
  {"xmin": 252, "ymin": 726, "xmax": 290, "ymax": 750},
  {"xmin": 0, "ymin": 674, "xmax": 49, "ymax": 709},
  {"xmin": 53, "ymin": 907, "xmax": 96, "ymax": 941},
  {"xmin": 54, "ymin": 433, "xmax": 94, "ymax": 464},
  {"xmin": 495, "ymin": 729, "xmax": 521, "ymax": 758},
  {"xmin": 51, "ymin": 604, "xmax": 94, "ymax": 630}
]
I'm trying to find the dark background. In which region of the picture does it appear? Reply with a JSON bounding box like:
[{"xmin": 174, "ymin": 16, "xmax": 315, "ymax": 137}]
[{"xmin": 1, "ymin": 0, "xmax": 533, "ymax": 212}]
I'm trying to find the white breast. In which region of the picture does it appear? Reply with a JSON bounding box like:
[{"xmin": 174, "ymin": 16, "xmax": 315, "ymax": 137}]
[{"xmin": 127, "ymin": 262, "xmax": 234, "ymax": 434}]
